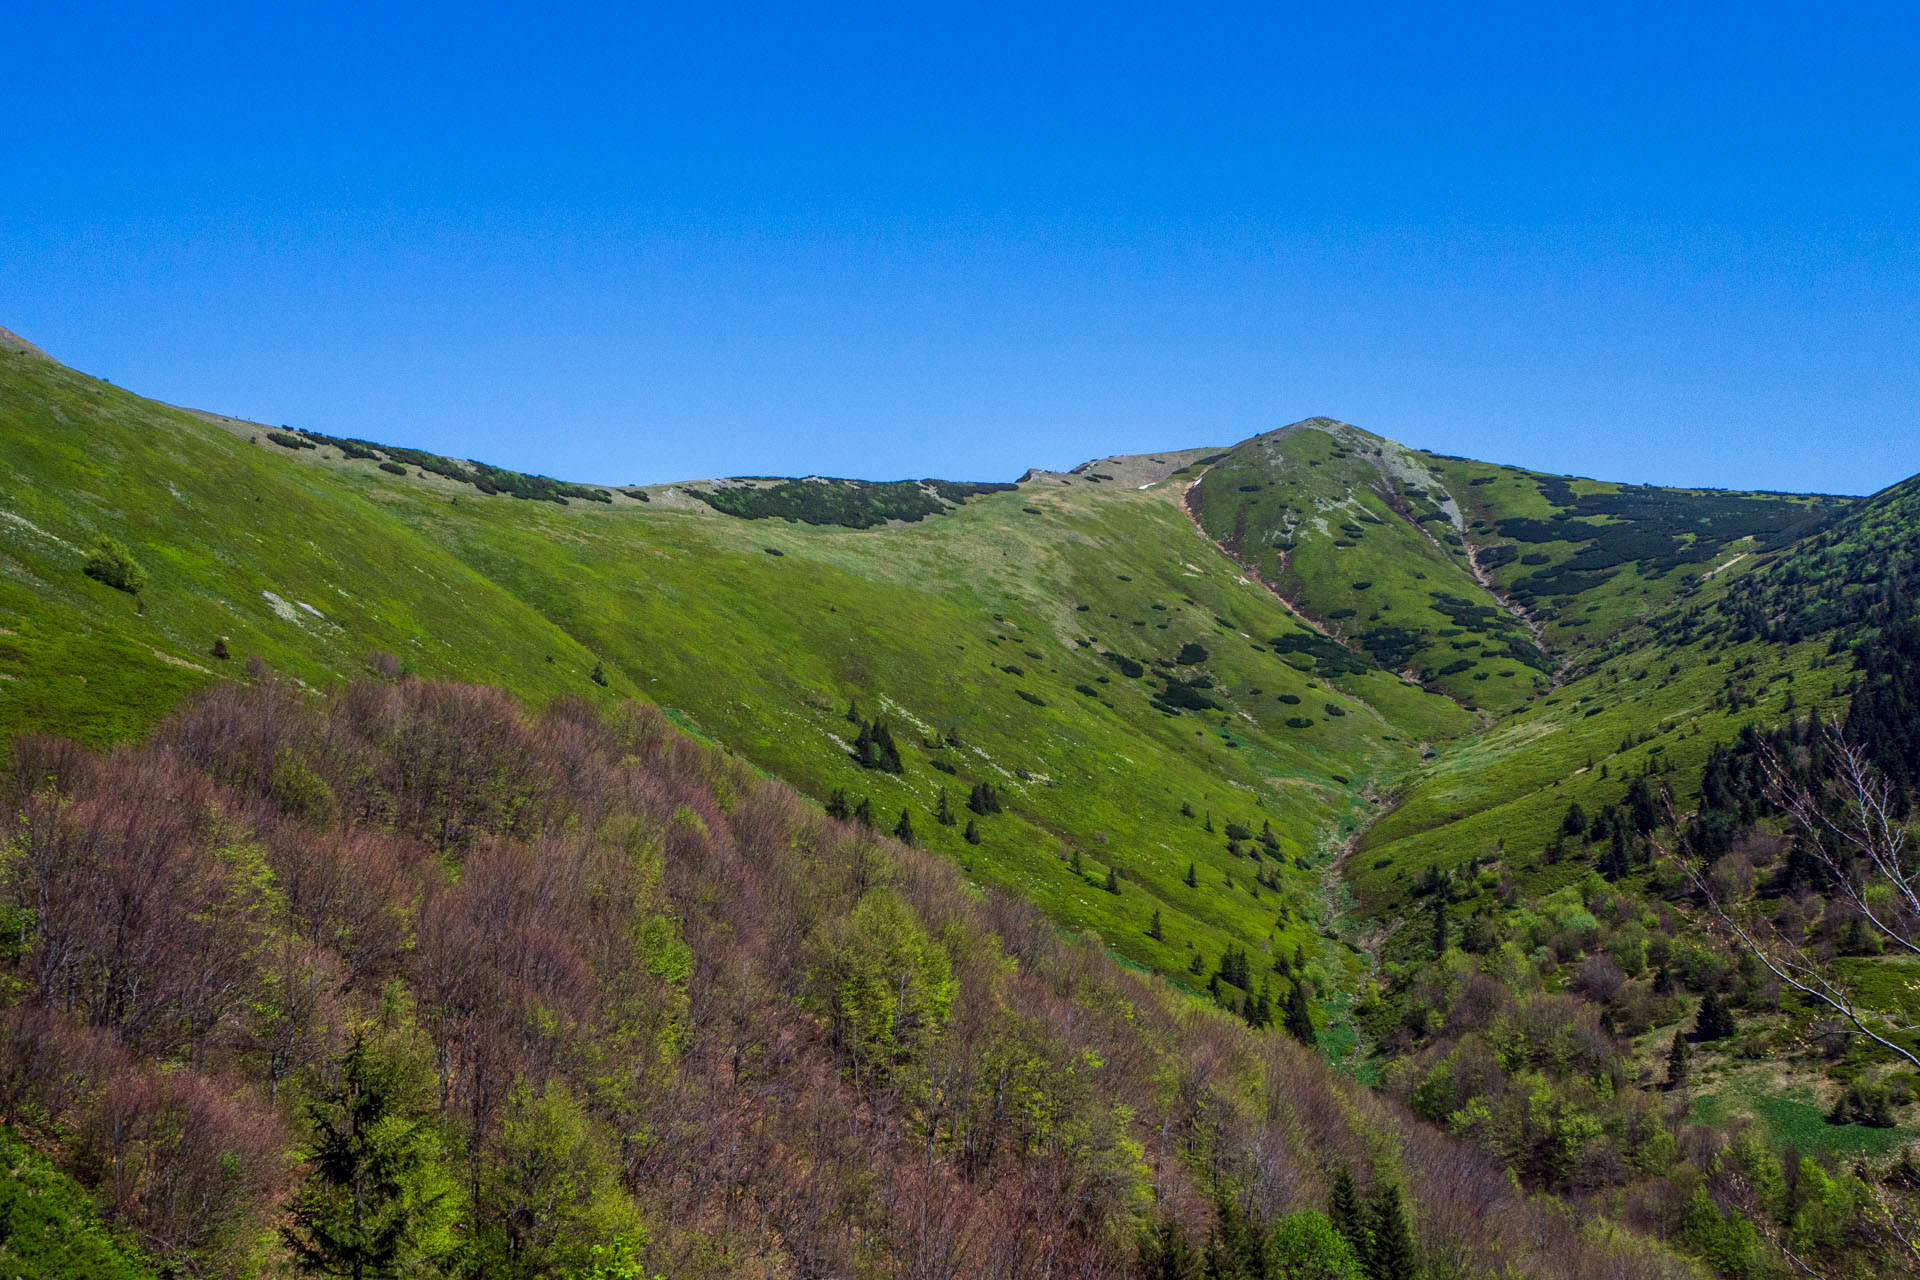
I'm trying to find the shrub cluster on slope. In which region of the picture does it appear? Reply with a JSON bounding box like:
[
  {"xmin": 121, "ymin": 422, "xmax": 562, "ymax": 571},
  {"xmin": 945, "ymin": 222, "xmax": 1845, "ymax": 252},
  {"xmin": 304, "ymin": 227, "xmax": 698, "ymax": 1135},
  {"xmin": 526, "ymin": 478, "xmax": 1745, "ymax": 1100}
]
[
  {"xmin": 689, "ymin": 476, "xmax": 1015, "ymax": 528},
  {"xmin": 0, "ymin": 672, "xmax": 1691, "ymax": 1279},
  {"xmin": 277, "ymin": 426, "xmax": 616, "ymax": 504}
]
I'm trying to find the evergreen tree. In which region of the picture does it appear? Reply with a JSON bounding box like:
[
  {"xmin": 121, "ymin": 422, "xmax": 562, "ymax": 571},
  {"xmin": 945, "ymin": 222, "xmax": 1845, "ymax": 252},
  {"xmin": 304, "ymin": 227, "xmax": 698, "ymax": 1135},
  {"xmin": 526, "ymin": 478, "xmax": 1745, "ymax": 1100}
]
[
  {"xmin": 893, "ymin": 807, "xmax": 915, "ymax": 845},
  {"xmin": 1104, "ymin": 865, "xmax": 1121, "ymax": 894},
  {"xmin": 1184, "ymin": 862, "xmax": 1199, "ymax": 888},
  {"xmin": 1285, "ymin": 981, "xmax": 1315, "ymax": 1047},
  {"xmin": 853, "ymin": 796, "xmax": 874, "ymax": 829},
  {"xmin": 967, "ymin": 782, "xmax": 1002, "ymax": 814},
  {"xmin": 1600, "ymin": 824, "xmax": 1630, "ymax": 880},
  {"xmin": 1696, "ymin": 991, "xmax": 1737, "ymax": 1041},
  {"xmin": 283, "ymin": 1033, "xmax": 454, "ymax": 1280},
  {"xmin": 1070, "ymin": 849, "xmax": 1085, "ymax": 877},
  {"xmin": 1179, "ymin": 801, "xmax": 1195, "ymax": 818},
  {"xmin": 845, "ymin": 697, "xmax": 862, "ymax": 724},
  {"xmin": 825, "ymin": 787, "xmax": 850, "ymax": 820},
  {"xmin": 1202, "ymin": 1197, "xmax": 1267, "ymax": 1279},
  {"xmin": 1364, "ymin": 1182, "xmax": 1418, "ymax": 1280},
  {"xmin": 1328, "ymin": 1167, "xmax": 1369, "ymax": 1259},
  {"xmin": 934, "ymin": 788, "xmax": 955, "ymax": 826},
  {"xmin": 1666, "ymin": 1028, "xmax": 1691, "ymax": 1088},
  {"xmin": 1137, "ymin": 1215, "xmax": 1200, "ymax": 1280},
  {"xmin": 1245, "ymin": 979, "xmax": 1273, "ymax": 1029},
  {"xmin": 852, "ymin": 718, "xmax": 903, "ymax": 773},
  {"xmin": 1430, "ymin": 895, "xmax": 1448, "ymax": 957},
  {"xmin": 1561, "ymin": 800, "xmax": 1588, "ymax": 836},
  {"xmin": 1147, "ymin": 907, "xmax": 1164, "ymax": 941},
  {"xmin": 963, "ymin": 818, "xmax": 980, "ymax": 845}
]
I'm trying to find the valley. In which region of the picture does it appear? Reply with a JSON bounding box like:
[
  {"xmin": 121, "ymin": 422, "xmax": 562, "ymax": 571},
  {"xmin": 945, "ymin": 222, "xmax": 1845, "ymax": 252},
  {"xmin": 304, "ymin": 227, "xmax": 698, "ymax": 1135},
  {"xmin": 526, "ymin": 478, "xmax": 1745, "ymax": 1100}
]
[{"xmin": 5, "ymin": 325, "xmax": 1919, "ymax": 1277}]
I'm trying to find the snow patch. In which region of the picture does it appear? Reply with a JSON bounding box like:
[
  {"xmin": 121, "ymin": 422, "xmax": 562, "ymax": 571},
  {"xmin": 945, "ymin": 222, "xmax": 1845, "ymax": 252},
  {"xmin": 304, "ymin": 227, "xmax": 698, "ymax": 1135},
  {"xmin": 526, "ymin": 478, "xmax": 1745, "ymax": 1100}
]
[{"xmin": 262, "ymin": 591, "xmax": 299, "ymax": 622}]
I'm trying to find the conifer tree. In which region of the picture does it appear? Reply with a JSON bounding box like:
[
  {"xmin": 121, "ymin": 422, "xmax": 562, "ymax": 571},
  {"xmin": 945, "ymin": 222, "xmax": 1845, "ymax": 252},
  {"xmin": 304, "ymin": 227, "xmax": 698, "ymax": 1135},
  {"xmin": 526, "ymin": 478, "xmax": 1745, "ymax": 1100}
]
[
  {"xmin": 1071, "ymin": 849, "xmax": 1085, "ymax": 877},
  {"xmin": 1245, "ymin": 979, "xmax": 1273, "ymax": 1029},
  {"xmin": 854, "ymin": 796, "xmax": 874, "ymax": 828},
  {"xmin": 963, "ymin": 817, "xmax": 980, "ymax": 845},
  {"xmin": 826, "ymin": 788, "xmax": 850, "ymax": 820},
  {"xmin": 1328, "ymin": 1167, "xmax": 1368, "ymax": 1259},
  {"xmin": 283, "ymin": 1033, "xmax": 453, "ymax": 1280},
  {"xmin": 1137, "ymin": 1215, "xmax": 1200, "ymax": 1280},
  {"xmin": 894, "ymin": 807, "xmax": 915, "ymax": 845},
  {"xmin": 1104, "ymin": 865, "xmax": 1121, "ymax": 893},
  {"xmin": 1184, "ymin": 862, "xmax": 1198, "ymax": 888},
  {"xmin": 1666, "ymin": 1027, "xmax": 1691, "ymax": 1088},
  {"xmin": 1147, "ymin": 907, "xmax": 1164, "ymax": 941},
  {"xmin": 1364, "ymin": 1182, "xmax": 1418, "ymax": 1280},
  {"xmin": 1285, "ymin": 980, "xmax": 1315, "ymax": 1047},
  {"xmin": 1696, "ymin": 990, "xmax": 1737, "ymax": 1041},
  {"xmin": 934, "ymin": 787, "xmax": 955, "ymax": 826}
]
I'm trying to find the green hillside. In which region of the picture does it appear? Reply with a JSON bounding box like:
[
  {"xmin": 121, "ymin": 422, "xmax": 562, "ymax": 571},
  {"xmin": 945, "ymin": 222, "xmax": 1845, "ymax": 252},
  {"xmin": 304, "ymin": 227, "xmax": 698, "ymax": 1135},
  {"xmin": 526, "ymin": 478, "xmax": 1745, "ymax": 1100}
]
[
  {"xmin": 8, "ymin": 331, "xmax": 1920, "ymax": 1277},
  {"xmin": 0, "ymin": 339, "xmax": 1464, "ymax": 1003}
]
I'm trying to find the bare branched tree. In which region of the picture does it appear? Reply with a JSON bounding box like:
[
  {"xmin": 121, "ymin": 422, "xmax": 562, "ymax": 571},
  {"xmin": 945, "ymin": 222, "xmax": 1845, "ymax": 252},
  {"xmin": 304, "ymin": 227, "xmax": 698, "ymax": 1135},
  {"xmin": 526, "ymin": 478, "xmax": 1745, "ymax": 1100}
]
[{"xmin": 1664, "ymin": 729, "xmax": 1920, "ymax": 1072}]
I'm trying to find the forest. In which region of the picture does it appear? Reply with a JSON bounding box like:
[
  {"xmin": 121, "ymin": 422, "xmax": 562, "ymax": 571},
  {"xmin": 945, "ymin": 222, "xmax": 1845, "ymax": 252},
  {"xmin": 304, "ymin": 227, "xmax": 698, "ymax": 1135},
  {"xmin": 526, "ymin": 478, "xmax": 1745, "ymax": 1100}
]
[{"xmin": 1, "ymin": 668, "xmax": 1716, "ymax": 1280}]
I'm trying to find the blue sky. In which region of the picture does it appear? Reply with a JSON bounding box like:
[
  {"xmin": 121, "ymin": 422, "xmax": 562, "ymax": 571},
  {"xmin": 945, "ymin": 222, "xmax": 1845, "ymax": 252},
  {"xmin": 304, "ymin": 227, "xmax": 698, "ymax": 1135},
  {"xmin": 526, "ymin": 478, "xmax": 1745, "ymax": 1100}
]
[{"xmin": 5, "ymin": 3, "xmax": 1916, "ymax": 494}]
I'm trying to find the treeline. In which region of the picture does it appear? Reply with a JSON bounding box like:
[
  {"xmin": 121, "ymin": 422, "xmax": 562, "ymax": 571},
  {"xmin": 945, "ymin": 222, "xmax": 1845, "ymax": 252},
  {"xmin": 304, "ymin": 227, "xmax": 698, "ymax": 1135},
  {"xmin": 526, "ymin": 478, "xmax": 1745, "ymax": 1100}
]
[
  {"xmin": 0, "ymin": 671, "xmax": 1694, "ymax": 1278},
  {"xmin": 269, "ymin": 426, "xmax": 616, "ymax": 504}
]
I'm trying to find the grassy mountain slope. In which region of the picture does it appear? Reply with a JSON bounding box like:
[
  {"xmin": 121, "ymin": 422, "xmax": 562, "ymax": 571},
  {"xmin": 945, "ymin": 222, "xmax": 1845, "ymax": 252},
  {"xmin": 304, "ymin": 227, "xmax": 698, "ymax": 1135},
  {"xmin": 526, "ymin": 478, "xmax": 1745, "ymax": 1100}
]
[
  {"xmin": 0, "ymin": 347, "xmax": 631, "ymax": 745},
  {"xmin": 1187, "ymin": 420, "xmax": 1556, "ymax": 714},
  {"xmin": 1345, "ymin": 468, "xmax": 1920, "ymax": 1181},
  {"xmin": 0, "ymin": 339, "xmax": 1467, "ymax": 1000}
]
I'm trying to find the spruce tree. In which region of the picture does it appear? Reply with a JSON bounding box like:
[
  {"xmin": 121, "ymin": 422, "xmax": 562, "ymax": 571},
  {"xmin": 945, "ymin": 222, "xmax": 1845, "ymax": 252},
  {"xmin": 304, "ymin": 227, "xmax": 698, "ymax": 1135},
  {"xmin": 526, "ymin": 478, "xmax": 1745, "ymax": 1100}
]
[
  {"xmin": 934, "ymin": 788, "xmax": 955, "ymax": 826},
  {"xmin": 893, "ymin": 807, "xmax": 915, "ymax": 845},
  {"xmin": 1285, "ymin": 981, "xmax": 1315, "ymax": 1047},
  {"xmin": 1184, "ymin": 862, "xmax": 1199, "ymax": 888},
  {"xmin": 853, "ymin": 796, "xmax": 874, "ymax": 828},
  {"xmin": 1696, "ymin": 990, "xmax": 1736, "ymax": 1041},
  {"xmin": 1147, "ymin": 908, "xmax": 1164, "ymax": 941},
  {"xmin": 283, "ymin": 1033, "xmax": 452, "ymax": 1280},
  {"xmin": 1364, "ymin": 1182, "xmax": 1418, "ymax": 1280},
  {"xmin": 1137, "ymin": 1215, "xmax": 1200, "ymax": 1280},
  {"xmin": 963, "ymin": 817, "xmax": 980, "ymax": 845},
  {"xmin": 1328, "ymin": 1167, "xmax": 1368, "ymax": 1259},
  {"xmin": 1666, "ymin": 1028, "xmax": 1691, "ymax": 1088},
  {"xmin": 1104, "ymin": 865, "xmax": 1121, "ymax": 894},
  {"xmin": 826, "ymin": 788, "xmax": 850, "ymax": 820}
]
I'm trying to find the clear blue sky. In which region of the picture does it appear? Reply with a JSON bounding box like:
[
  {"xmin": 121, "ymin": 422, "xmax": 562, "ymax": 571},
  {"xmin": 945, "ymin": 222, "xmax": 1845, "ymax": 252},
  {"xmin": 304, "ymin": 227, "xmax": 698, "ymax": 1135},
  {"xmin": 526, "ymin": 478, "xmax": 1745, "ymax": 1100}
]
[{"xmin": 5, "ymin": 3, "xmax": 1916, "ymax": 494}]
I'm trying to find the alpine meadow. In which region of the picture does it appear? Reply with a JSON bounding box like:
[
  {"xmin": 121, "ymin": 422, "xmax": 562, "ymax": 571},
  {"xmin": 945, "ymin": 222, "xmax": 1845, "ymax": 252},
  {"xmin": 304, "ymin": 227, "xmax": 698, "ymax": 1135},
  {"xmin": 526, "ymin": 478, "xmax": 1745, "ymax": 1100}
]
[{"xmin": 7, "ymin": 319, "xmax": 1920, "ymax": 1280}]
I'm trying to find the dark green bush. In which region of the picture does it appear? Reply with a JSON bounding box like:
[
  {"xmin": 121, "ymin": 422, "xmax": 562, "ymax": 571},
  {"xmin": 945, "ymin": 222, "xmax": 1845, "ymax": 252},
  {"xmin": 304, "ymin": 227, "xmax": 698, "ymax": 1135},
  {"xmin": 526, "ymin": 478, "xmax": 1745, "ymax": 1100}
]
[
  {"xmin": 266, "ymin": 429, "xmax": 315, "ymax": 450},
  {"xmin": 378, "ymin": 461, "xmax": 408, "ymax": 475}
]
